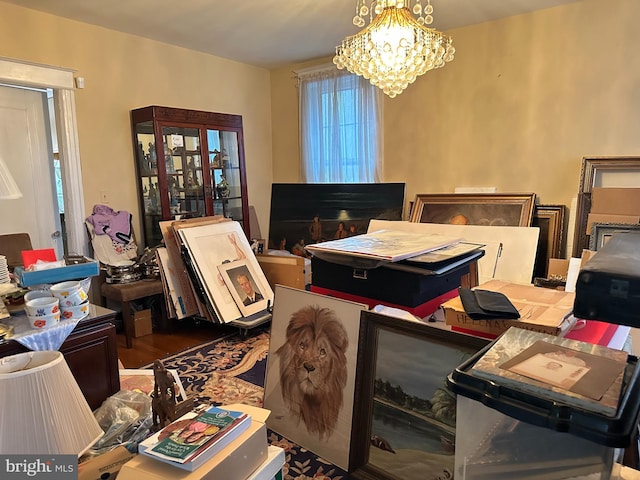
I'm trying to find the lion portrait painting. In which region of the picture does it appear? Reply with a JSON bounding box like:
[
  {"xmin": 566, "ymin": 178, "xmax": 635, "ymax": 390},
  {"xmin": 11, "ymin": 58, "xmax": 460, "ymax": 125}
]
[{"xmin": 275, "ymin": 304, "xmax": 349, "ymax": 440}]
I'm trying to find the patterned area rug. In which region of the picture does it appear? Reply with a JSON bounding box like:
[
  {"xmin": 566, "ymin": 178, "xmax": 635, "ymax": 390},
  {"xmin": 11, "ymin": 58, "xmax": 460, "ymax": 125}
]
[{"xmin": 153, "ymin": 327, "xmax": 349, "ymax": 480}]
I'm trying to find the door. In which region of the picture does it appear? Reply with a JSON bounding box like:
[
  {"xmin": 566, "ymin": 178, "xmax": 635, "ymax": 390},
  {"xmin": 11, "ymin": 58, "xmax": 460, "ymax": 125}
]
[{"xmin": 0, "ymin": 85, "xmax": 63, "ymax": 258}]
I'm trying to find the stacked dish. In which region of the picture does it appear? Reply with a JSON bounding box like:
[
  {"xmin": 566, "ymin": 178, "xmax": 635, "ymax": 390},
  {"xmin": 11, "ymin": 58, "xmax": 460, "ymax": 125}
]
[
  {"xmin": 25, "ymin": 296, "xmax": 60, "ymax": 329},
  {"xmin": 24, "ymin": 280, "xmax": 90, "ymax": 328},
  {"xmin": 0, "ymin": 255, "xmax": 9, "ymax": 284},
  {"xmin": 50, "ymin": 280, "xmax": 90, "ymax": 321}
]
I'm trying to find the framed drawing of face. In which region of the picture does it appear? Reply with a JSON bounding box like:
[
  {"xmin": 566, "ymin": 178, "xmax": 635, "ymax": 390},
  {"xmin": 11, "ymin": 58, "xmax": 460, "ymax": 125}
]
[
  {"xmin": 263, "ymin": 285, "xmax": 367, "ymax": 471},
  {"xmin": 409, "ymin": 193, "xmax": 536, "ymax": 227},
  {"xmin": 350, "ymin": 311, "xmax": 489, "ymax": 480}
]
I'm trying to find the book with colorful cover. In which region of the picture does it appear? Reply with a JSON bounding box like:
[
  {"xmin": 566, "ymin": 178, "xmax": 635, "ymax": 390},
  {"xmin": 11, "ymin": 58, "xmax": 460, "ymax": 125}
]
[
  {"xmin": 138, "ymin": 405, "xmax": 251, "ymax": 471},
  {"xmin": 470, "ymin": 327, "xmax": 628, "ymax": 417}
]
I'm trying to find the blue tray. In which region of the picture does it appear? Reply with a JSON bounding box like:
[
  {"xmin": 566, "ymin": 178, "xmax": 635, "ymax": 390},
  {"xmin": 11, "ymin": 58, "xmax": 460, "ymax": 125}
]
[{"xmin": 15, "ymin": 257, "xmax": 100, "ymax": 287}]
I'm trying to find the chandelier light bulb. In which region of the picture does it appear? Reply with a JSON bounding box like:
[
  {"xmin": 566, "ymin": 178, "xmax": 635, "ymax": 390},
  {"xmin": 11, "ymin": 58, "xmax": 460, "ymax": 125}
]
[{"xmin": 334, "ymin": 0, "xmax": 453, "ymax": 97}]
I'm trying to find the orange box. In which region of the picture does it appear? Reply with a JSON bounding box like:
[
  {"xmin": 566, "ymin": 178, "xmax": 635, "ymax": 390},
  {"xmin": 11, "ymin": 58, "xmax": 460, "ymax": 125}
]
[{"xmin": 590, "ymin": 187, "xmax": 640, "ymax": 215}]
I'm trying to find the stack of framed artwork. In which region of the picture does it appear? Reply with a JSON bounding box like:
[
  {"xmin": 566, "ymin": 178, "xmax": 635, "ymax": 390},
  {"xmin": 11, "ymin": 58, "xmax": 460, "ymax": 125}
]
[
  {"xmin": 155, "ymin": 216, "xmax": 273, "ymax": 325},
  {"xmin": 408, "ymin": 193, "xmax": 569, "ymax": 281},
  {"xmin": 263, "ymin": 285, "xmax": 489, "ymax": 478}
]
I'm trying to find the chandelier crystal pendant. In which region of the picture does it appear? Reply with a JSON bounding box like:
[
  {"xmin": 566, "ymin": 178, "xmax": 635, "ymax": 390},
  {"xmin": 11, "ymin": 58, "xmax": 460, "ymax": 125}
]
[{"xmin": 333, "ymin": 0, "xmax": 454, "ymax": 98}]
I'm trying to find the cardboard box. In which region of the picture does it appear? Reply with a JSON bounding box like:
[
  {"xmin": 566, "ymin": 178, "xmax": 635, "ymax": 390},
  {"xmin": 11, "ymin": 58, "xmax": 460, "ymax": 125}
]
[
  {"xmin": 117, "ymin": 404, "xmax": 269, "ymax": 480},
  {"xmin": 442, "ymin": 279, "xmax": 576, "ymax": 337},
  {"xmin": 256, "ymin": 254, "xmax": 308, "ymax": 290},
  {"xmin": 586, "ymin": 213, "xmax": 640, "ymax": 235},
  {"xmin": 133, "ymin": 309, "xmax": 153, "ymax": 337},
  {"xmin": 78, "ymin": 446, "xmax": 136, "ymax": 480},
  {"xmin": 590, "ymin": 187, "xmax": 640, "ymax": 215}
]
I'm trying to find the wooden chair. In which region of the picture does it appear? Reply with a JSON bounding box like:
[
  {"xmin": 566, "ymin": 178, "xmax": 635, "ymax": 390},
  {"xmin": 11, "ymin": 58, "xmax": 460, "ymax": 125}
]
[{"xmin": 0, "ymin": 233, "xmax": 32, "ymax": 271}]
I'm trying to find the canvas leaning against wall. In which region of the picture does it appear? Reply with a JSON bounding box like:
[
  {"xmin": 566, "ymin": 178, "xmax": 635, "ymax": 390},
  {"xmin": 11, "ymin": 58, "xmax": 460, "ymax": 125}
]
[
  {"xmin": 268, "ymin": 183, "xmax": 405, "ymax": 253},
  {"xmin": 263, "ymin": 285, "xmax": 367, "ymax": 471}
]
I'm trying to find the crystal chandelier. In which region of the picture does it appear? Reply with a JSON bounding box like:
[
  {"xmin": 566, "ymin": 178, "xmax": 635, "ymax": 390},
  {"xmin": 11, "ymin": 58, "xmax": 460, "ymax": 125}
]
[{"xmin": 333, "ymin": 0, "xmax": 454, "ymax": 98}]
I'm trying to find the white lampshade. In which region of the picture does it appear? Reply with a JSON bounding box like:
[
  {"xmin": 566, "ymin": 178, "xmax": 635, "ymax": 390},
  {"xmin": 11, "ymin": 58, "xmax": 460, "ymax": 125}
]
[
  {"xmin": 0, "ymin": 351, "xmax": 103, "ymax": 456},
  {"xmin": 0, "ymin": 155, "xmax": 22, "ymax": 200}
]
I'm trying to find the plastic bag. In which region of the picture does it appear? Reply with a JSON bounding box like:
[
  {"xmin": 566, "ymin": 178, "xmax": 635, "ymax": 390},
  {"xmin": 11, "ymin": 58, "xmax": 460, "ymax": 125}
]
[{"xmin": 88, "ymin": 390, "xmax": 153, "ymax": 456}]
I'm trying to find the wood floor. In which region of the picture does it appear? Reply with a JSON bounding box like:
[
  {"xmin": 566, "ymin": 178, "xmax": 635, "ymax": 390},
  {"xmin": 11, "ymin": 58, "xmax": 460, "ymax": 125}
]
[{"xmin": 116, "ymin": 317, "xmax": 239, "ymax": 368}]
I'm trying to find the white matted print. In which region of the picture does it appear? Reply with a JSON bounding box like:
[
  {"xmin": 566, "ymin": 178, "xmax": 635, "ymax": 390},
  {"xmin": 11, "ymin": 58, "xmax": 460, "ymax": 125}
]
[
  {"xmin": 178, "ymin": 221, "xmax": 273, "ymax": 323},
  {"xmin": 218, "ymin": 259, "xmax": 269, "ymax": 317},
  {"xmin": 263, "ymin": 285, "xmax": 366, "ymax": 471}
]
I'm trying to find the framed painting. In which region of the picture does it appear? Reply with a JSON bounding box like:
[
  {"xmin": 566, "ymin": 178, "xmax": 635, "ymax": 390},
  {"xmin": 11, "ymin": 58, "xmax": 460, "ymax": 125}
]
[
  {"xmin": 177, "ymin": 221, "xmax": 273, "ymax": 323},
  {"xmin": 263, "ymin": 285, "xmax": 367, "ymax": 471},
  {"xmin": 532, "ymin": 205, "xmax": 566, "ymax": 279},
  {"xmin": 589, "ymin": 223, "xmax": 640, "ymax": 251},
  {"xmin": 409, "ymin": 193, "xmax": 536, "ymax": 227},
  {"xmin": 572, "ymin": 156, "xmax": 640, "ymax": 256},
  {"xmin": 217, "ymin": 259, "xmax": 269, "ymax": 317},
  {"xmin": 350, "ymin": 311, "xmax": 489, "ymax": 480}
]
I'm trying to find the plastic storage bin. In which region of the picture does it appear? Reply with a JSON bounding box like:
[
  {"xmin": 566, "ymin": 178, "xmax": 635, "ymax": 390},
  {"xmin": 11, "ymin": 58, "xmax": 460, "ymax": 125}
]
[{"xmin": 447, "ymin": 345, "xmax": 640, "ymax": 480}]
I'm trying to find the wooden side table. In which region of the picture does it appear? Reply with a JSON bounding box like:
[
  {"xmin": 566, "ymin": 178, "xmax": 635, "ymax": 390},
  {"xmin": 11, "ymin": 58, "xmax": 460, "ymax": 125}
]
[
  {"xmin": 101, "ymin": 279, "xmax": 165, "ymax": 348},
  {"xmin": 0, "ymin": 304, "xmax": 120, "ymax": 410}
]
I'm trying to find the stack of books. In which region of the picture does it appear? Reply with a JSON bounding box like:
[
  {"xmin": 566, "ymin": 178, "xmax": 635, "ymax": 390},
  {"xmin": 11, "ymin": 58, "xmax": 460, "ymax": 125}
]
[{"xmin": 117, "ymin": 404, "xmax": 284, "ymax": 480}]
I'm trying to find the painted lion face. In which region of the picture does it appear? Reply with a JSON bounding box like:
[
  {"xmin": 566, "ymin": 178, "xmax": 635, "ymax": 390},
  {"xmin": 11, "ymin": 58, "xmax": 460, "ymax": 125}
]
[{"xmin": 275, "ymin": 305, "xmax": 349, "ymax": 439}]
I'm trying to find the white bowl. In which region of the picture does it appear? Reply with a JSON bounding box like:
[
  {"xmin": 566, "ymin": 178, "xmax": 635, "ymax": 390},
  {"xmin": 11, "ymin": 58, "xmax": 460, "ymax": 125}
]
[
  {"xmin": 60, "ymin": 301, "xmax": 90, "ymax": 320},
  {"xmin": 28, "ymin": 310, "xmax": 60, "ymax": 329},
  {"xmin": 50, "ymin": 280, "xmax": 88, "ymax": 306},
  {"xmin": 25, "ymin": 296, "xmax": 59, "ymax": 317},
  {"xmin": 24, "ymin": 289, "xmax": 51, "ymax": 303}
]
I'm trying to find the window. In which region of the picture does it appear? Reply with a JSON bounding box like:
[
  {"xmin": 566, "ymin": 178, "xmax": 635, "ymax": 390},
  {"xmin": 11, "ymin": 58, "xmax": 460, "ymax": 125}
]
[{"xmin": 298, "ymin": 66, "xmax": 383, "ymax": 183}]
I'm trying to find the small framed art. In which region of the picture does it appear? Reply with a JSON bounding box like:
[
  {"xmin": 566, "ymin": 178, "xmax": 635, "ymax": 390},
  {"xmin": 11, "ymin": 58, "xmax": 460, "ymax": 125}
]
[{"xmin": 218, "ymin": 259, "xmax": 269, "ymax": 316}]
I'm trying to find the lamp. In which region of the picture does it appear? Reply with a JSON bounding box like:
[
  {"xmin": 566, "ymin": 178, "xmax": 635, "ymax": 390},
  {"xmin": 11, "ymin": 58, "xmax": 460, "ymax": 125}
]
[
  {"xmin": 0, "ymin": 351, "xmax": 103, "ymax": 456},
  {"xmin": 333, "ymin": 0, "xmax": 454, "ymax": 98},
  {"xmin": 0, "ymin": 155, "xmax": 22, "ymax": 200}
]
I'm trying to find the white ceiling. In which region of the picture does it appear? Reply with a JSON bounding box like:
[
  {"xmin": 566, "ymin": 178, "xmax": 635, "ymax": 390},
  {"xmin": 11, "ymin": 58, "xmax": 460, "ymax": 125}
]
[{"xmin": 3, "ymin": 0, "xmax": 581, "ymax": 68}]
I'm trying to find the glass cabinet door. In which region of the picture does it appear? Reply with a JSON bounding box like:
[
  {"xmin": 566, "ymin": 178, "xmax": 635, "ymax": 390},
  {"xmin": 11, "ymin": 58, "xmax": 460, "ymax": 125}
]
[
  {"xmin": 162, "ymin": 126, "xmax": 207, "ymax": 220},
  {"xmin": 133, "ymin": 121, "xmax": 163, "ymax": 246},
  {"xmin": 207, "ymin": 129, "xmax": 244, "ymax": 226}
]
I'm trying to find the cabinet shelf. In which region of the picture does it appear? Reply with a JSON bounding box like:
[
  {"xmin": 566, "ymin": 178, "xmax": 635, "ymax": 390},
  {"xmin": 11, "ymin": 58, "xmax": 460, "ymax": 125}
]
[{"xmin": 132, "ymin": 105, "xmax": 250, "ymax": 248}]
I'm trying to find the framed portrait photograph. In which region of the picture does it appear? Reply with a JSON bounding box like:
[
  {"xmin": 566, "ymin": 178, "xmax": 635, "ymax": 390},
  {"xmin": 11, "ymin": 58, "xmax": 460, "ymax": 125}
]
[
  {"xmin": 263, "ymin": 285, "xmax": 367, "ymax": 471},
  {"xmin": 218, "ymin": 259, "xmax": 269, "ymax": 316},
  {"xmin": 409, "ymin": 193, "xmax": 536, "ymax": 227},
  {"xmin": 532, "ymin": 205, "xmax": 566, "ymax": 279},
  {"xmin": 177, "ymin": 221, "xmax": 273, "ymax": 323},
  {"xmin": 350, "ymin": 311, "xmax": 488, "ymax": 480},
  {"xmin": 589, "ymin": 223, "xmax": 640, "ymax": 251}
]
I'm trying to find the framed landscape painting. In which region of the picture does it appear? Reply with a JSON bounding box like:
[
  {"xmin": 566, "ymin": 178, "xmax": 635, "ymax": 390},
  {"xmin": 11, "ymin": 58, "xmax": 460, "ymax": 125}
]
[
  {"xmin": 409, "ymin": 193, "xmax": 536, "ymax": 227},
  {"xmin": 350, "ymin": 311, "xmax": 488, "ymax": 480}
]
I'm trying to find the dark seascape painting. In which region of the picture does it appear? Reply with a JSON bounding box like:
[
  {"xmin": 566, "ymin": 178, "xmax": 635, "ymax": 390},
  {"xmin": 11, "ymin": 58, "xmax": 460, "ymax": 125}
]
[
  {"xmin": 267, "ymin": 183, "xmax": 405, "ymax": 251},
  {"xmin": 368, "ymin": 329, "xmax": 479, "ymax": 480}
]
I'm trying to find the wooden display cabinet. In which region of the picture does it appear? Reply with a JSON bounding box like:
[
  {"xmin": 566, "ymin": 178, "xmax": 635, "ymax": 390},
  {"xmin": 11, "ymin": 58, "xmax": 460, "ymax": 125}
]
[{"xmin": 131, "ymin": 106, "xmax": 250, "ymax": 247}]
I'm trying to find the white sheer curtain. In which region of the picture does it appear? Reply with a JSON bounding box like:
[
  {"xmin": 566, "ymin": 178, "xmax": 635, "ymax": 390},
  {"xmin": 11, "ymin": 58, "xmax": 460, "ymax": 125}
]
[{"xmin": 298, "ymin": 66, "xmax": 383, "ymax": 183}]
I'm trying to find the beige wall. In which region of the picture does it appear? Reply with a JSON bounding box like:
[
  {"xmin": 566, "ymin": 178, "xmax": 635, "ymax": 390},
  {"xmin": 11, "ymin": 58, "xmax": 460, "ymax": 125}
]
[
  {"xmin": 0, "ymin": 1, "xmax": 273, "ymax": 241},
  {"xmin": 271, "ymin": 0, "xmax": 640, "ymax": 249}
]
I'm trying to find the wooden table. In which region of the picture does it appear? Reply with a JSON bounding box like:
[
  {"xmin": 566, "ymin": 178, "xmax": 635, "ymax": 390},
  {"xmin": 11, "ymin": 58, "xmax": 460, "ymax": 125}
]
[{"xmin": 0, "ymin": 304, "xmax": 120, "ymax": 410}]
